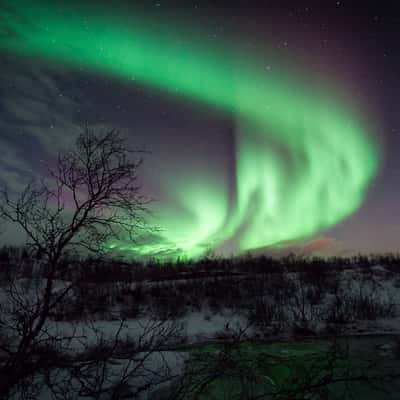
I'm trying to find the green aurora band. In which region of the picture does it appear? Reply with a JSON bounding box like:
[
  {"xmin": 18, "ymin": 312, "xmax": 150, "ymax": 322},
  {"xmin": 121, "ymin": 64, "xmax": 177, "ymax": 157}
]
[{"xmin": 0, "ymin": 1, "xmax": 379, "ymax": 259}]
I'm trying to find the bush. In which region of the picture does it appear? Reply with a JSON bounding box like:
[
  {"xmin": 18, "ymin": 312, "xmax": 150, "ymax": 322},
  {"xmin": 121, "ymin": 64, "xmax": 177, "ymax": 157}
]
[{"xmin": 326, "ymin": 288, "xmax": 395, "ymax": 325}]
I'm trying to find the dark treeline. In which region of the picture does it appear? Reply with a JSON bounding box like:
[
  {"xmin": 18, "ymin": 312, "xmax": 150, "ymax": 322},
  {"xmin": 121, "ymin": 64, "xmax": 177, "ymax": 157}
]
[
  {"xmin": 1, "ymin": 245, "xmax": 400, "ymax": 283},
  {"xmin": 0, "ymin": 245, "xmax": 397, "ymax": 329}
]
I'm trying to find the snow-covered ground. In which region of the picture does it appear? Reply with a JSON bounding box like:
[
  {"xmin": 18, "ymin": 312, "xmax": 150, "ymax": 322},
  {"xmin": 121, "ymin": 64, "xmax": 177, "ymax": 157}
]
[
  {"xmin": 2, "ymin": 263, "xmax": 400, "ymax": 398},
  {"xmin": 2, "ymin": 264, "xmax": 400, "ymax": 347}
]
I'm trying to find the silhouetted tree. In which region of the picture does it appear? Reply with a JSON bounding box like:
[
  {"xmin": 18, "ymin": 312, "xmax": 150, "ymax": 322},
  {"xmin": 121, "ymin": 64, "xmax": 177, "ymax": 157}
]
[{"xmin": 0, "ymin": 128, "xmax": 180, "ymax": 398}]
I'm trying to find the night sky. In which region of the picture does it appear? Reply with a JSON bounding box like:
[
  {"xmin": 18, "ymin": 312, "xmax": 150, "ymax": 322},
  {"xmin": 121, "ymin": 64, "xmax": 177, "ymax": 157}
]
[{"xmin": 0, "ymin": 0, "xmax": 399, "ymax": 258}]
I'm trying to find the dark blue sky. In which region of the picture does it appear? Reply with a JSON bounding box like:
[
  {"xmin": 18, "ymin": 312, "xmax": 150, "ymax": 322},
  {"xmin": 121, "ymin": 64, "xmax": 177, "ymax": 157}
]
[{"xmin": 0, "ymin": 0, "xmax": 399, "ymax": 255}]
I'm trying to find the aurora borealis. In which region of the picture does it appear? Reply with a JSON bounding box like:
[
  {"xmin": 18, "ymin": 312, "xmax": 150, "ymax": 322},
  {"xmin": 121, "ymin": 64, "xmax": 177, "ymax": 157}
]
[{"xmin": 0, "ymin": 1, "xmax": 385, "ymax": 259}]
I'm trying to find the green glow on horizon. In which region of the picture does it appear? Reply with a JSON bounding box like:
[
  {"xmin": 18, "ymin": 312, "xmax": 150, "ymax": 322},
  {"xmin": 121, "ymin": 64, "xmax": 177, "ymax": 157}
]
[{"xmin": 0, "ymin": 1, "xmax": 380, "ymax": 259}]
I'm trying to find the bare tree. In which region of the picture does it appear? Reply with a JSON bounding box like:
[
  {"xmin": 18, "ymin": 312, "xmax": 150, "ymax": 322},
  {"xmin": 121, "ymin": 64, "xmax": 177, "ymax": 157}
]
[
  {"xmin": 1, "ymin": 127, "xmax": 147, "ymax": 258},
  {"xmin": 0, "ymin": 128, "xmax": 181, "ymax": 398}
]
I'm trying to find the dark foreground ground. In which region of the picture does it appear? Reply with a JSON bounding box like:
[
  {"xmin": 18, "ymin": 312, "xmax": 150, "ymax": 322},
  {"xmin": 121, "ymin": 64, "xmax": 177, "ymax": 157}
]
[{"xmin": 1, "ymin": 250, "xmax": 400, "ymax": 398}]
